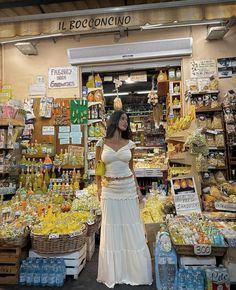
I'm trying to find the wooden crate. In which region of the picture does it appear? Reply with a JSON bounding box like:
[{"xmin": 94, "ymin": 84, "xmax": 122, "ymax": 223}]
[
  {"xmin": 29, "ymin": 243, "xmax": 87, "ymax": 280},
  {"xmin": 86, "ymin": 234, "xmax": 95, "ymax": 262},
  {"xmin": 0, "ymin": 246, "xmax": 28, "ymax": 284}
]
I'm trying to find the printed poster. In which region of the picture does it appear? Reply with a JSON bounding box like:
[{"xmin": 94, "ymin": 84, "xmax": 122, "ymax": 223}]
[{"xmin": 191, "ymin": 59, "xmax": 217, "ymax": 78}]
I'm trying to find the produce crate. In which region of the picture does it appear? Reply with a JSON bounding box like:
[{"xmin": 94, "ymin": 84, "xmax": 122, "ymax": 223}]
[
  {"xmin": 173, "ymin": 243, "xmax": 228, "ymax": 257},
  {"xmin": 29, "ymin": 243, "xmax": 87, "ymax": 280},
  {"xmin": 86, "ymin": 233, "xmax": 95, "ymax": 261},
  {"xmin": 0, "ymin": 245, "xmax": 28, "ymax": 284}
]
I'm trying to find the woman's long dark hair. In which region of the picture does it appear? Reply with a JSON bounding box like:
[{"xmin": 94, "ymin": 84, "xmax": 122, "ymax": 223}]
[{"xmin": 105, "ymin": 110, "xmax": 131, "ymax": 140}]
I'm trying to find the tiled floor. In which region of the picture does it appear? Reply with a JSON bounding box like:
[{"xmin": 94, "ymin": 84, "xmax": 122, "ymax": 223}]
[{"xmin": 0, "ymin": 246, "xmax": 156, "ymax": 290}]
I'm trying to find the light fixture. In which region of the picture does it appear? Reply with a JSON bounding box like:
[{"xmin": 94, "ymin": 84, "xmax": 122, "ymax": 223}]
[
  {"xmin": 125, "ymin": 76, "xmax": 135, "ymax": 84},
  {"xmin": 206, "ymin": 26, "xmax": 229, "ymax": 40},
  {"xmin": 103, "ymin": 92, "xmax": 129, "ymax": 97},
  {"xmin": 140, "ymin": 20, "xmax": 223, "ymax": 30},
  {"xmin": 14, "ymin": 42, "xmax": 38, "ymax": 55}
]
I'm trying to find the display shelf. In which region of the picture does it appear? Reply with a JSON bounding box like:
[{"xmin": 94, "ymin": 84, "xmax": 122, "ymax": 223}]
[
  {"xmin": 172, "ymin": 105, "xmax": 181, "ymax": 110},
  {"xmin": 88, "ymin": 119, "xmax": 103, "ymax": 124},
  {"xmin": 88, "ymin": 102, "xmax": 103, "ymax": 107},
  {"xmin": 208, "ymin": 147, "xmax": 226, "ymax": 150},
  {"xmin": 0, "ymin": 118, "xmax": 24, "ymax": 127},
  {"xmin": 134, "ymin": 168, "xmax": 163, "ymax": 178},
  {"xmin": 136, "ymin": 146, "xmax": 161, "ymax": 150},
  {"xmin": 88, "ymin": 87, "xmax": 103, "ymax": 93},
  {"xmin": 190, "ymin": 90, "xmax": 219, "ymax": 95},
  {"xmin": 196, "ymin": 107, "xmax": 222, "ymax": 113},
  {"xmin": 208, "ymin": 166, "xmax": 227, "ymax": 170},
  {"xmin": 23, "ymin": 153, "xmax": 54, "ymax": 158},
  {"xmin": 56, "ymin": 165, "xmax": 84, "ymax": 170}
]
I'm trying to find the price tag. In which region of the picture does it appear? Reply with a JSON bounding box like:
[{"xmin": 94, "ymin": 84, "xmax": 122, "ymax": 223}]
[
  {"xmin": 69, "ymin": 231, "xmax": 80, "ymax": 237},
  {"xmin": 194, "ymin": 244, "xmax": 211, "ymax": 256},
  {"xmin": 49, "ymin": 233, "xmax": 59, "ymax": 239},
  {"xmin": 215, "ymin": 202, "xmax": 236, "ymax": 212}
]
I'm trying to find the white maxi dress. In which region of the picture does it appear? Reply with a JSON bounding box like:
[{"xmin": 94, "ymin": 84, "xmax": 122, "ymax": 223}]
[{"xmin": 96, "ymin": 139, "xmax": 152, "ymax": 288}]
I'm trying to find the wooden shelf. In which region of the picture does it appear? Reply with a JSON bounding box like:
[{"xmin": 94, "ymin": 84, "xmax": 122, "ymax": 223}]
[
  {"xmin": 196, "ymin": 107, "xmax": 222, "ymax": 113},
  {"xmin": 208, "ymin": 166, "xmax": 227, "ymax": 170},
  {"xmin": 0, "ymin": 118, "xmax": 24, "ymax": 127},
  {"xmin": 24, "ymin": 153, "xmax": 54, "ymax": 158},
  {"xmin": 208, "ymin": 147, "xmax": 226, "ymax": 150},
  {"xmin": 191, "ymin": 90, "xmax": 219, "ymax": 95},
  {"xmin": 60, "ymin": 165, "xmax": 84, "ymax": 170}
]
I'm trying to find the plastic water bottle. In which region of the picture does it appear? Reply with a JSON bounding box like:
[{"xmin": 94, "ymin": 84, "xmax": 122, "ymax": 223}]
[
  {"xmin": 19, "ymin": 260, "xmax": 27, "ymax": 286},
  {"xmin": 48, "ymin": 259, "xmax": 56, "ymax": 287},
  {"xmin": 33, "ymin": 259, "xmax": 41, "ymax": 286},
  {"xmin": 41, "ymin": 259, "xmax": 49, "ymax": 286},
  {"xmin": 26, "ymin": 260, "xmax": 34, "ymax": 286},
  {"xmin": 177, "ymin": 268, "xmax": 186, "ymax": 290},
  {"xmin": 195, "ymin": 269, "xmax": 204, "ymax": 290},
  {"xmin": 166, "ymin": 256, "xmax": 177, "ymax": 290}
]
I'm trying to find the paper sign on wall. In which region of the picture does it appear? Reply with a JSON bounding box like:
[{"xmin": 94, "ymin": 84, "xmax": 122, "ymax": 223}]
[
  {"xmin": 171, "ymin": 176, "xmax": 201, "ymax": 215},
  {"xmin": 191, "ymin": 59, "xmax": 217, "ymax": 78},
  {"xmin": 42, "ymin": 126, "xmax": 55, "ymax": 135},
  {"xmin": 48, "ymin": 66, "xmax": 78, "ymax": 89}
]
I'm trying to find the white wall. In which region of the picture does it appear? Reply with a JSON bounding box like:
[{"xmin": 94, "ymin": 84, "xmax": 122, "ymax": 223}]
[{"xmin": 1, "ymin": 25, "xmax": 236, "ymax": 104}]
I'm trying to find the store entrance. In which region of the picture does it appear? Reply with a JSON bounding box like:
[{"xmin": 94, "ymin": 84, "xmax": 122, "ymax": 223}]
[{"xmin": 82, "ymin": 61, "xmax": 182, "ymax": 195}]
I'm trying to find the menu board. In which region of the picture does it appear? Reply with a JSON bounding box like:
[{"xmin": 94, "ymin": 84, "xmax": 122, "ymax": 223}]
[{"xmin": 171, "ymin": 176, "xmax": 201, "ymax": 215}]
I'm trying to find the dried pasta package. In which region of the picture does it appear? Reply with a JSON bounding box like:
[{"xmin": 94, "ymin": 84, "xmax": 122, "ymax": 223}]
[
  {"xmin": 211, "ymin": 113, "xmax": 222, "ymax": 129},
  {"xmin": 197, "ymin": 115, "xmax": 207, "ymax": 129},
  {"xmin": 211, "ymin": 94, "xmax": 220, "ymax": 108},
  {"xmin": 209, "ymin": 77, "xmax": 219, "ymax": 91},
  {"xmin": 209, "ymin": 173, "xmax": 217, "ymax": 185},
  {"xmin": 208, "ymin": 153, "xmax": 217, "ymax": 167},
  {"xmin": 215, "ymin": 171, "xmax": 226, "ymax": 184},
  {"xmin": 203, "ymin": 94, "xmax": 211, "ymax": 107},
  {"xmin": 186, "ymin": 79, "xmax": 198, "ymax": 92},
  {"xmin": 196, "ymin": 154, "xmax": 208, "ymax": 172},
  {"xmin": 196, "ymin": 96, "xmax": 204, "ymax": 108},
  {"xmin": 226, "ymin": 124, "xmax": 235, "ymax": 134},
  {"xmin": 198, "ymin": 78, "xmax": 210, "ymax": 92},
  {"xmin": 215, "ymin": 134, "xmax": 225, "ymax": 147},
  {"xmin": 206, "ymin": 117, "xmax": 212, "ymax": 129},
  {"xmin": 217, "ymin": 152, "xmax": 225, "ymax": 167},
  {"xmin": 206, "ymin": 134, "xmax": 215, "ymax": 146},
  {"xmin": 224, "ymin": 108, "xmax": 234, "ymax": 123}
]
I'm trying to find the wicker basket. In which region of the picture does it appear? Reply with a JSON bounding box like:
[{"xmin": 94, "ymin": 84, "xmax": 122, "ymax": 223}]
[
  {"xmin": 31, "ymin": 224, "xmax": 87, "ymax": 254},
  {"xmin": 173, "ymin": 243, "xmax": 228, "ymax": 257},
  {"xmin": 0, "ymin": 229, "xmax": 29, "ymax": 248},
  {"xmin": 87, "ymin": 221, "xmax": 97, "ymax": 236}
]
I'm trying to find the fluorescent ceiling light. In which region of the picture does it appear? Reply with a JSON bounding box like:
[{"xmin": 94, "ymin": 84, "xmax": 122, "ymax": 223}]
[
  {"xmin": 103, "ymin": 92, "xmax": 129, "ymax": 97},
  {"xmin": 125, "ymin": 77, "xmax": 135, "ymax": 84},
  {"xmin": 140, "ymin": 20, "xmax": 223, "ymax": 30},
  {"xmin": 14, "ymin": 42, "xmax": 38, "ymax": 55},
  {"xmin": 137, "ymin": 91, "xmax": 151, "ymax": 94}
]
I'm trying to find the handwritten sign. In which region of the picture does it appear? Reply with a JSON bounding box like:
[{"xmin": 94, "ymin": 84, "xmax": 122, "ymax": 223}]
[
  {"xmin": 194, "ymin": 244, "xmax": 211, "ymax": 256},
  {"xmin": 171, "ymin": 176, "xmax": 201, "ymax": 215},
  {"xmin": 48, "ymin": 66, "xmax": 77, "ymax": 89},
  {"xmin": 214, "ymin": 202, "xmax": 236, "ymax": 212},
  {"xmin": 191, "ymin": 59, "xmax": 217, "ymax": 78}
]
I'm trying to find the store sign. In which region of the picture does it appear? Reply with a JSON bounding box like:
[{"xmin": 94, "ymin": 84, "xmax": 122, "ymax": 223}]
[
  {"xmin": 48, "ymin": 66, "xmax": 77, "ymax": 89},
  {"xmin": 42, "ymin": 126, "xmax": 55, "ymax": 136},
  {"xmin": 191, "ymin": 59, "xmax": 217, "ymax": 78},
  {"xmin": 171, "ymin": 176, "xmax": 201, "ymax": 215},
  {"xmin": 194, "ymin": 244, "xmax": 211, "ymax": 256},
  {"xmin": 58, "ymin": 15, "xmax": 131, "ymax": 31}
]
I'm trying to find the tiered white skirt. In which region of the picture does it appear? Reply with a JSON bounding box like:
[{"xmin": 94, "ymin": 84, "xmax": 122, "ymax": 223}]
[{"xmin": 97, "ymin": 177, "xmax": 152, "ymax": 288}]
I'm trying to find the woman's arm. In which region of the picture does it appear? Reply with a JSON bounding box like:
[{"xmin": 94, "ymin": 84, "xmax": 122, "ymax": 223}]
[
  {"xmin": 129, "ymin": 148, "xmax": 143, "ymax": 201},
  {"xmin": 95, "ymin": 145, "xmax": 102, "ymax": 201}
]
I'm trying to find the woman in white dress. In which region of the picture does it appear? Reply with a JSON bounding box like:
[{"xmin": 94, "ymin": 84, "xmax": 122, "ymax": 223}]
[{"xmin": 96, "ymin": 110, "xmax": 152, "ymax": 288}]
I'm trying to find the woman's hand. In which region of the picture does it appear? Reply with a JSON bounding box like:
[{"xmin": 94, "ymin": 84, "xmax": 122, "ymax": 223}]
[{"xmin": 137, "ymin": 186, "xmax": 143, "ymax": 202}]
